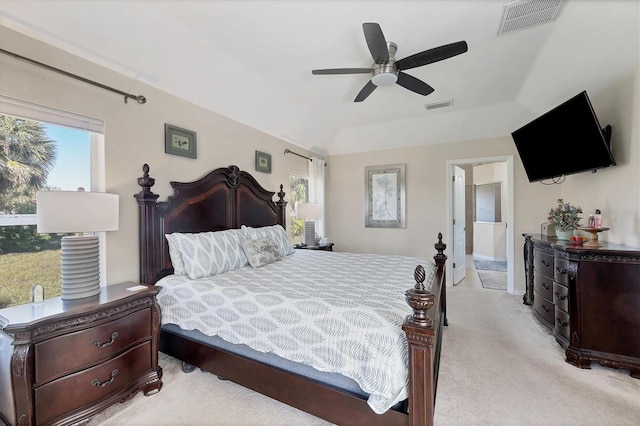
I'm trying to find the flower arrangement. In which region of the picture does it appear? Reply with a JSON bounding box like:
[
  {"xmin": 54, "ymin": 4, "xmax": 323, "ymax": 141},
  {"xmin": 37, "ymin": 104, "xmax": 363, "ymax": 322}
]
[{"xmin": 548, "ymin": 199, "xmax": 583, "ymax": 231}]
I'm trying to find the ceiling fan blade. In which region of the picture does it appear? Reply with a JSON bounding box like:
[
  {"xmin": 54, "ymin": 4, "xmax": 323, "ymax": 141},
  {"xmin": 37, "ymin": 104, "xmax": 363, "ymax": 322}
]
[
  {"xmin": 312, "ymin": 68, "xmax": 372, "ymax": 75},
  {"xmin": 362, "ymin": 23, "xmax": 389, "ymax": 64},
  {"xmin": 354, "ymin": 80, "xmax": 377, "ymax": 102},
  {"xmin": 396, "ymin": 41, "xmax": 468, "ymax": 71},
  {"xmin": 396, "ymin": 72, "xmax": 434, "ymax": 96}
]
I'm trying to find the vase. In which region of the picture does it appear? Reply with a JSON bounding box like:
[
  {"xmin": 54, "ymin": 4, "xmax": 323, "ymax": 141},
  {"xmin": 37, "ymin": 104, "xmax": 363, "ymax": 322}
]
[{"xmin": 555, "ymin": 229, "xmax": 574, "ymax": 240}]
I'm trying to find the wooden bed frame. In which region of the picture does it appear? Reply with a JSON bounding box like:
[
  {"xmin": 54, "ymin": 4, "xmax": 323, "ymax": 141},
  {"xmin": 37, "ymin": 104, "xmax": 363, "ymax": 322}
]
[{"xmin": 135, "ymin": 164, "xmax": 447, "ymax": 426}]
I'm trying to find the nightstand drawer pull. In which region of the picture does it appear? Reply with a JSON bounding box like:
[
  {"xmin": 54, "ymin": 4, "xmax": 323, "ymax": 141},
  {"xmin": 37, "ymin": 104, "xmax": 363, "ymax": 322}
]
[
  {"xmin": 541, "ymin": 259, "xmax": 550, "ymax": 267},
  {"xmin": 555, "ymin": 266, "xmax": 567, "ymax": 275},
  {"xmin": 541, "ymin": 305, "xmax": 550, "ymax": 313},
  {"xmin": 541, "ymin": 282, "xmax": 551, "ymax": 290},
  {"xmin": 91, "ymin": 369, "xmax": 118, "ymax": 388},
  {"xmin": 556, "ymin": 318, "xmax": 569, "ymax": 327},
  {"xmin": 92, "ymin": 331, "xmax": 119, "ymax": 348}
]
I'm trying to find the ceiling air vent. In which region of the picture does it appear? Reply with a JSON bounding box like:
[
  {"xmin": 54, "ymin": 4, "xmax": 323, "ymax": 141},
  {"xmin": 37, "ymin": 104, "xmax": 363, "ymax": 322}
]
[
  {"xmin": 425, "ymin": 98, "xmax": 454, "ymax": 111},
  {"xmin": 497, "ymin": 0, "xmax": 566, "ymax": 36}
]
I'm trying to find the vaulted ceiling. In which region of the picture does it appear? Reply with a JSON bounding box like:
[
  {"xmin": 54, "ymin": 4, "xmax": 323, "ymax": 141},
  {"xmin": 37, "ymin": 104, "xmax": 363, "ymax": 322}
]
[{"xmin": 1, "ymin": 1, "xmax": 638, "ymax": 155}]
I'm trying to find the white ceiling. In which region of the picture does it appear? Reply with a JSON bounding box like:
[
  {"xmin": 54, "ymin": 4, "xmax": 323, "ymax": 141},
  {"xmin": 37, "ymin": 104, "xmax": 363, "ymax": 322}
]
[{"xmin": 1, "ymin": 1, "xmax": 638, "ymax": 156}]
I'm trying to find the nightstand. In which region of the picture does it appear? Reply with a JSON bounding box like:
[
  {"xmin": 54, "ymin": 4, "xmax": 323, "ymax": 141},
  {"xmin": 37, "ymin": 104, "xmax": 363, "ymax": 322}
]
[
  {"xmin": 295, "ymin": 243, "xmax": 334, "ymax": 251},
  {"xmin": 0, "ymin": 282, "xmax": 163, "ymax": 425}
]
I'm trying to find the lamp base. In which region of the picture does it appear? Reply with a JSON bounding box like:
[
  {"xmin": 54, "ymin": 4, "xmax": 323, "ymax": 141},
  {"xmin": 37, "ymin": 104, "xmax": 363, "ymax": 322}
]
[
  {"xmin": 60, "ymin": 235, "xmax": 101, "ymax": 300},
  {"xmin": 303, "ymin": 221, "xmax": 316, "ymax": 246}
]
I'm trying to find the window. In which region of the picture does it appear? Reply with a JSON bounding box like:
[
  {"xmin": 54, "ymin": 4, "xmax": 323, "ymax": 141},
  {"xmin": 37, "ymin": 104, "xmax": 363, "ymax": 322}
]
[
  {"xmin": 289, "ymin": 173, "xmax": 309, "ymax": 244},
  {"xmin": 0, "ymin": 97, "xmax": 104, "ymax": 308}
]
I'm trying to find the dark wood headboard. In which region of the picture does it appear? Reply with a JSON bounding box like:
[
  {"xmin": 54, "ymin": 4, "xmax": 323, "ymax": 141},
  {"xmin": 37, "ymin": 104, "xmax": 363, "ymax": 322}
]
[{"xmin": 135, "ymin": 164, "xmax": 287, "ymax": 284}]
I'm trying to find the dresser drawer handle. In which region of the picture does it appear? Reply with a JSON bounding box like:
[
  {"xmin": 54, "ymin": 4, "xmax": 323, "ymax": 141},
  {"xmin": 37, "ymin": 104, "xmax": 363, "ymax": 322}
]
[
  {"xmin": 91, "ymin": 369, "xmax": 118, "ymax": 388},
  {"xmin": 541, "ymin": 305, "xmax": 550, "ymax": 313},
  {"xmin": 556, "ymin": 318, "xmax": 569, "ymax": 327},
  {"xmin": 93, "ymin": 331, "xmax": 119, "ymax": 348},
  {"xmin": 555, "ymin": 267, "xmax": 567, "ymax": 275},
  {"xmin": 554, "ymin": 292, "xmax": 567, "ymax": 301},
  {"xmin": 541, "ymin": 282, "xmax": 551, "ymax": 290},
  {"xmin": 541, "ymin": 260, "xmax": 550, "ymax": 267}
]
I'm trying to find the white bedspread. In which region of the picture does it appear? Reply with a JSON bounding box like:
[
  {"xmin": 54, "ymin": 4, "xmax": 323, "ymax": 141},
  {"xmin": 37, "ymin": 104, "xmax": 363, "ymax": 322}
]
[{"xmin": 156, "ymin": 249, "xmax": 437, "ymax": 413}]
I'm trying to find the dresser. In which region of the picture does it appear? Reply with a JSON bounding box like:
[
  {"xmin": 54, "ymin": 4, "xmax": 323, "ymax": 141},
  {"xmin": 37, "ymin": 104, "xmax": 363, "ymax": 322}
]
[
  {"xmin": 522, "ymin": 234, "xmax": 640, "ymax": 377},
  {"xmin": 0, "ymin": 282, "xmax": 163, "ymax": 425}
]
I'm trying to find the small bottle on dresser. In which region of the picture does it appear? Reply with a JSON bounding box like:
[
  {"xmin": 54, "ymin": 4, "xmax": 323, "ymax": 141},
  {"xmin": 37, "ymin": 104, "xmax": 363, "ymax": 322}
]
[
  {"xmin": 594, "ymin": 209, "xmax": 602, "ymax": 228},
  {"xmin": 588, "ymin": 214, "xmax": 595, "ymax": 228}
]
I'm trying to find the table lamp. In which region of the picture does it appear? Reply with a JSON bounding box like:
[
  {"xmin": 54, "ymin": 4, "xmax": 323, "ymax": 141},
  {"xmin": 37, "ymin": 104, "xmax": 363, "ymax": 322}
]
[
  {"xmin": 36, "ymin": 189, "xmax": 119, "ymax": 300},
  {"xmin": 297, "ymin": 203, "xmax": 322, "ymax": 246}
]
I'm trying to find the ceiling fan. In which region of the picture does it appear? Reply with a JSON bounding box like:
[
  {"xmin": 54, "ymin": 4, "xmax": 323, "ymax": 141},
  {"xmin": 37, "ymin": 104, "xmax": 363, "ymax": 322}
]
[{"xmin": 312, "ymin": 23, "xmax": 468, "ymax": 102}]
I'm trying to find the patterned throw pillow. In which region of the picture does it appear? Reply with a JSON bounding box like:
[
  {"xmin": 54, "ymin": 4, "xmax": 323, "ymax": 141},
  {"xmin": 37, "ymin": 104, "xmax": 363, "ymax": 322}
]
[
  {"xmin": 240, "ymin": 237, "xmax": 281, "ymax": 268},
  {"xmin": 165, "ymin": 229, "xmax": 248, "ymax": 279},
  {"xmin": 241, "ymin": 224, "xmax": 294, "ymax": 256}
]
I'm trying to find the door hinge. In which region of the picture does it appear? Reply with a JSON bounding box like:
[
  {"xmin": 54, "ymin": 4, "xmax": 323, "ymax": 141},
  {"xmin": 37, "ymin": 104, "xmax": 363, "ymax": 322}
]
[
  {"xmin": 453, "ymin": 262, "xmax": 456, "ymax": 269},
  {"xmin": 453, "ymin": 218, "xmax": 456, "ymax": 225}
]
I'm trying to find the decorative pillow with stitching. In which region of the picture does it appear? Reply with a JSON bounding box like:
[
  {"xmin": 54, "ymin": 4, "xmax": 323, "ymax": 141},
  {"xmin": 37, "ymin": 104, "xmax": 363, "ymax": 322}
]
[
  {"xmin": 240, "ymin": 237, "xmax": 281, "ymax": 268},
  {"xmin": 241, "ymin": 224, "xmax": 294, "ymax": 256},
  {"xmin": 165, "ymin": 229, "xmax": 248, "ymax": 279}
]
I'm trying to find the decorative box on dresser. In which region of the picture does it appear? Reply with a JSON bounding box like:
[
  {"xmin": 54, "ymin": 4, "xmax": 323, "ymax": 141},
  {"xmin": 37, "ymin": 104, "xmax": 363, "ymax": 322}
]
[
  {"xmin": 0, "ymin": 282, "xmax": 163, "ymax": 425},
  {"xmin": 522, "ymin": 234, "xmax": 640, "ymax": 378}
]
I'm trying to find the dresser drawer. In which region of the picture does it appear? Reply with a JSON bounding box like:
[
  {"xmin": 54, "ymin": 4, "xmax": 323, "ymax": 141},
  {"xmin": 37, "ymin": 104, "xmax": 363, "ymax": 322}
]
[
  {"xmin": 35, "ymin": 308, "xmax": 151, "ymax": 385},
  {"xmin": 533, "ymin": 249, "xmax": 554, "ymax": 277},
  {"xmin": 554, "ymin": 307, "xmax": 570, "ymax": 341},
  {"xmin": 553, "ymin": 282, "xmax": 569, "ymax": 313},
  {"xmin": 534, "ymin": 273, "xmax": 554, "ymax": 301},
  {"xmin": 35, "ymin": 341, "xmax": 151, "ymax": 425},
  {"xmin": 554, "ymin": 258, "xmax": 570, "ymax": 285},
  {"xmin": 533, "ymin": 289, "xmax": 554, "ymax": 327}
]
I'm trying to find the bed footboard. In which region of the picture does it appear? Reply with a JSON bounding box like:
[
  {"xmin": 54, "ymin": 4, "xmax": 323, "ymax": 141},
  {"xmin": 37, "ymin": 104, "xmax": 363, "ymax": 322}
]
[{"xmin": 402, "ymin": 233, "xmax": 447, "ymax": 426}]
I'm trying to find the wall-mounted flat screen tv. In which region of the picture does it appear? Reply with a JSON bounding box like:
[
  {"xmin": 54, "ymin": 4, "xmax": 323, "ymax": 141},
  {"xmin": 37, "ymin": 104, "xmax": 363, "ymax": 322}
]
[{"xmin": 511, "ymin": 91, "xmax": 615, "ymax": 183}]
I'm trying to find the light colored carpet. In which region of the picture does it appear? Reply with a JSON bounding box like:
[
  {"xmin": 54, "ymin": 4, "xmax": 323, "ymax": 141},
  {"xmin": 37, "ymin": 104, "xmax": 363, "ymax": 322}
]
[
  {"xmin": 477, "ymin": 270, "xmax": 507, "ymax": 290},
  {"xmin": 91, "ymin": 287, "xmax": 640, "ymax": 425}
]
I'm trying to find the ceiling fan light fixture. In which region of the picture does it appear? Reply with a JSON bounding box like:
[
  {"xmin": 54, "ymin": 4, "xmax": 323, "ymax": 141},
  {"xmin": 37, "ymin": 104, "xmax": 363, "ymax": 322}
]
[{"xmin": 371, "ymin": 71, "xmax": 398, "ymax": 86}]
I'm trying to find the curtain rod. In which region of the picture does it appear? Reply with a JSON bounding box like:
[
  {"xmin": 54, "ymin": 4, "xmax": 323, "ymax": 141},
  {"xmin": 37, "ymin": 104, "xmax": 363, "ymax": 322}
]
[
  {"xmin": 0, "ymin": 48, "xmax": 147, "ymax": 104},
  {"xmin": 284, "ymin": 149, "xmax": 327, "ymax": 166},
  {"xmin": 284, "ymin": 149, "xmax": 312, "ymax": 161}
]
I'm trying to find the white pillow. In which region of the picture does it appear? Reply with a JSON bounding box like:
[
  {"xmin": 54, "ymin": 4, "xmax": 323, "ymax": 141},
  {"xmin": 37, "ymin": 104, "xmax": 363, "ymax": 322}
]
[
  {"xmin": 241, "ymin": 224, "xmax": 294, "ymax": 256},
  {"xmin": 165, "ymin": 229, "xmax": 248, "ymax": 279},
  {"xmin": 240, "ymin": 237, "xmax": 281, "ymax": 268}
]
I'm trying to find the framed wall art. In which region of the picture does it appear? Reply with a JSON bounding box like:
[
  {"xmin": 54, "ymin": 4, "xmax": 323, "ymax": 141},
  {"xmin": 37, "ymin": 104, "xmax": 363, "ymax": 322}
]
[
  {"xmin": 255, "ymin": 150, "xmax": 272, "ymax": 173},
  {"xmin": 365, "ymin": 164, "xmax": 406, "ymax": 228},
  {"xmin": 165, "ymin": 124, "xmax": 197, "ymax": 159}
]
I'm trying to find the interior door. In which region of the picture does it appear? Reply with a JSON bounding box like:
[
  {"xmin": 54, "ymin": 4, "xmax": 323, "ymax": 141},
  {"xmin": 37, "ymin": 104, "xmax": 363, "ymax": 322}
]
[{"xmin": 453, "ymin": 165, "xmax": 466, "ymax": 284}]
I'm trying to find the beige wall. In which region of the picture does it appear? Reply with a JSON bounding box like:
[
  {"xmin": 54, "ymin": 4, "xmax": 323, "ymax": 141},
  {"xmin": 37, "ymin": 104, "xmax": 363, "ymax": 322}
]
[
  {"xmin": 0, "ymin": 26, "xmax": 318, "ymax": 285},
  {"xmin": 2, "ymin": 24, "xmax": 638, "ymax": 294},
  {"xmin": 327, "ymin": 69, "xmax": 639, "ymax": 293}
]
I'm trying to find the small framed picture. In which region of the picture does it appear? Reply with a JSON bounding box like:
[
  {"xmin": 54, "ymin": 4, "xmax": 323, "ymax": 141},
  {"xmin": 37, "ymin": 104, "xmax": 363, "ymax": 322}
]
[
  {"xmin": 255, "ymin": 150, "xmax": 272, "ymax": 173},
  {"xmin": 365, "ymin": 164, "xmax": 406, "ymax": 228},
  {"xmin": 165, "ymin": 124, "xmax": 197, "ymax": 159}
]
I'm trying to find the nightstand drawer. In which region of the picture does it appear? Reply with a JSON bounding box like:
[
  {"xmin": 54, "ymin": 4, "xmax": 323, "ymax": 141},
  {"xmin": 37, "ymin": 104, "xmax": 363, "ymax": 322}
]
[
  {"xmin": 35, "ymin": 341, "xmax": 151, "ymax": 425},
  {"xmin": 35, "ymin": 308, "xmax": 151, "ymax": 385}
]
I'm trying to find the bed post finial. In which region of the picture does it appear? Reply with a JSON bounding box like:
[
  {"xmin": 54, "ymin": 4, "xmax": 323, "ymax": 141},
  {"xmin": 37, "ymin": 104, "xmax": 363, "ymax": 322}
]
[
  {"xmin": 434, "ymin": 232, "xmax": 447, "ymax": 266},
  {"xmin": 137, "ymin": 163, "xmax": 155, "ymax": 195},
  {"xmin": 405, "ymin": 265, "xmax": 435, "ymax": 327},
  {"xmin": 276, "ymin": 184, "xmax": 287, "ymax": 228}
]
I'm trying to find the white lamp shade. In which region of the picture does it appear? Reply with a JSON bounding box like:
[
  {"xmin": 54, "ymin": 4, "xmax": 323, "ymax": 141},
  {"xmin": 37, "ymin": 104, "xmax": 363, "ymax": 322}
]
[
  {"xmin": 297, "ymin": 203, "xmax": 322, "ymax": 220},
  {"xmin": 36, "ymin": 190, "xmax": 119, "ymax": 233}
]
